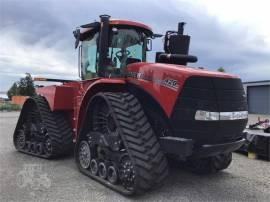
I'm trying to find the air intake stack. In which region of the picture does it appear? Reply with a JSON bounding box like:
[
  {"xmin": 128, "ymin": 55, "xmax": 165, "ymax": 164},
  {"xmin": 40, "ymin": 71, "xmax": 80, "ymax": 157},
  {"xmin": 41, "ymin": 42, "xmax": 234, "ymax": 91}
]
[{"xmin": 156, "ymin": 22, "xmax": 197, "ymax": 65}]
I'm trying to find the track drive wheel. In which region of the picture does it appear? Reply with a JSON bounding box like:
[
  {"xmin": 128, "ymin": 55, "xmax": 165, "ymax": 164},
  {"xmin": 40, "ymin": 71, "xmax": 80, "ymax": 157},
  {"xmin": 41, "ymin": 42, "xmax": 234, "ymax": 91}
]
[
  {"xmin": 186, "ymin": 152, "xmax": 232, "ymax": 174},
  {"xmin": 76, "ymin": 92, "xmax": 169, "ymax": 195}
]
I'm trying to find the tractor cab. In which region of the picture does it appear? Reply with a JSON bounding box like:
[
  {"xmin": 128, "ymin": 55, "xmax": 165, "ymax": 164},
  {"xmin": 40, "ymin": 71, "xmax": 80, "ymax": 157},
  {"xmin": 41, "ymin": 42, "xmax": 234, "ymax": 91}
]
[
  {"xmin": 74, "ymin": 15, "xmax": 198, "ymax": 80},
  {"xmin": 74, "ymin": 15, "xmax": 152, "ymax": 80}
]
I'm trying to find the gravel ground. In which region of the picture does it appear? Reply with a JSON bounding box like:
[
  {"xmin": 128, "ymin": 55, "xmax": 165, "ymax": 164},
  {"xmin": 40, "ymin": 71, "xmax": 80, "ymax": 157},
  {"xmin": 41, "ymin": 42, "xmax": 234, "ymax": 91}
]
[{"xmin": 0, "ymin": 112, "xmax": 269, "ymax": 202}]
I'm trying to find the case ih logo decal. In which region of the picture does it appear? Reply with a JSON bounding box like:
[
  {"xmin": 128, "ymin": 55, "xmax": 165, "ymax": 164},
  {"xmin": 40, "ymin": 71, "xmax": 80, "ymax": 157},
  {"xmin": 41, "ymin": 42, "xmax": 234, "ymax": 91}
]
[{"xmin": 127, "ymin": 71, "xmax": 179, "ymax": 91}]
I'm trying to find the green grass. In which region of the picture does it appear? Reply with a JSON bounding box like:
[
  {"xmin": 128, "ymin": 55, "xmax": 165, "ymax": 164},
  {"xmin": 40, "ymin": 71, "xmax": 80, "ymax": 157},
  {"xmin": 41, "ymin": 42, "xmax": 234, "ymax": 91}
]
[{"xmin": 0, "ymin": 102, "xmax": 21, "ymax": 111}]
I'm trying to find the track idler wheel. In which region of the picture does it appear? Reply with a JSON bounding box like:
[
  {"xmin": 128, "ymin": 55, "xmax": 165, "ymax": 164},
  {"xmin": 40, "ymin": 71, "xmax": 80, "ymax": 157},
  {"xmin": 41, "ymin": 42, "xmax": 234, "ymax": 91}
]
[
  {"xmin": 14, "ymin": 130, "xmax": 26, "ymax": 150},
  {"xmin": 78, "ymin": 141, "xmax": 91, "ymax": 169}
]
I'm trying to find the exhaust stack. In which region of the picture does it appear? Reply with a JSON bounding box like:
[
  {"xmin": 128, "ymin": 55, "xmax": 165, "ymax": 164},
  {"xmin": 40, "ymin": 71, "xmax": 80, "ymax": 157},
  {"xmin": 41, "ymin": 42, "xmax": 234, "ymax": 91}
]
[{"xmin": 98, "ymin": 14, "xmax": 111, "ymax": 76}]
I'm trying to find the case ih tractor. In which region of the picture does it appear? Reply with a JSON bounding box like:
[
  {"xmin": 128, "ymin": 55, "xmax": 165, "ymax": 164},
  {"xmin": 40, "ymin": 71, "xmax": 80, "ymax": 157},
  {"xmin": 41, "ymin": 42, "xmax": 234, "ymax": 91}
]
[{"xmin": 13, "ymin": 15, "xmax": 248, "ymax": 195}]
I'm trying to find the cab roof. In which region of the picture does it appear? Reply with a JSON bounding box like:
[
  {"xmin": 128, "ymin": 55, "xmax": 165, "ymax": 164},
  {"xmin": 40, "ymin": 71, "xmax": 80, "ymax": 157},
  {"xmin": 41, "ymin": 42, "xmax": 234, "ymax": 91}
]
[
  {"xmin": 75, "ymin": 19, "xmax": 153, "ymax": 40},
  {"xmin": 109, "ymin": 19, "xmax": 152, "ymax": 33}
]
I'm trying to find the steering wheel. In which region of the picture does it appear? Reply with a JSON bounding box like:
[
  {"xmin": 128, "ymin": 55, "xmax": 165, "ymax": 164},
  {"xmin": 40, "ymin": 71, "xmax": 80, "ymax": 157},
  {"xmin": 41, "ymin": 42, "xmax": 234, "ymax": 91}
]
[{"xmin": 115, "ymin": 49, "xmax": 130, "ymax": 62}]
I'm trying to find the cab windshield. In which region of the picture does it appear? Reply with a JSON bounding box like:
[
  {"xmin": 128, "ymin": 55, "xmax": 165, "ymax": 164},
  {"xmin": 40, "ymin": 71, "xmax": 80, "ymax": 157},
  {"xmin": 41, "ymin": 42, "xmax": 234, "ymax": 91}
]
[{"xmin": 107, "ymin": 28, "xmax": 147, "ymax": 75}]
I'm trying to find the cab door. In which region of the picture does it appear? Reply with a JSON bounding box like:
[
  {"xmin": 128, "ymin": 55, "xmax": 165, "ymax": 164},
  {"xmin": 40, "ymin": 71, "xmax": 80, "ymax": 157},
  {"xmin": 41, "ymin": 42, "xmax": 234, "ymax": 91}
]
[{"xmin": 80, "ymin": 32, "xmax": 99, "ymax": 80}]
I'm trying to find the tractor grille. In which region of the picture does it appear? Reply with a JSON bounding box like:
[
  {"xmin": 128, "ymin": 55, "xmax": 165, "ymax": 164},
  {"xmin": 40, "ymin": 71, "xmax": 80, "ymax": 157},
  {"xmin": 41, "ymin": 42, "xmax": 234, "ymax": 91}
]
[{"xmin": 170, "ymin": 76, "xmax": 248, "ymax": 145}]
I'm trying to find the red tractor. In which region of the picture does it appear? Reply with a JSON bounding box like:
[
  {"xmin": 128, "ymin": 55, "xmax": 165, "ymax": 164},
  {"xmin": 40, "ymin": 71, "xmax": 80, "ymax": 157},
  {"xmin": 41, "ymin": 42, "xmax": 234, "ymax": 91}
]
[{"xmin": 13, "ymin": 15, "xmax": 248, "ymax": 195}]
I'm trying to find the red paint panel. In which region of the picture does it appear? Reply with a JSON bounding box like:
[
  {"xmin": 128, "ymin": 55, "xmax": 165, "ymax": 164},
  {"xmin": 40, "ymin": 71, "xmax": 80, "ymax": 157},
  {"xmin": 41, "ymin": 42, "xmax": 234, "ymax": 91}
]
[
  {"xmin": 126, "ymin": 62, "xmax": 237, "ymax": 117},
  {"xmin": 37, "ymin": 85, "xmax": 74, "ymax": 110},
  {"xmin": 110, "ymin": 19, "xmax": 152, "ymax": 33}
]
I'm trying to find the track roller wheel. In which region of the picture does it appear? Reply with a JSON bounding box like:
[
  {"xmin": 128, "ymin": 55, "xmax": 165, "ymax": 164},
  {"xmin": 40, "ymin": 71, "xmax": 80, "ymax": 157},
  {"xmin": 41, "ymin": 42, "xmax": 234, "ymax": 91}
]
[
  {"xmin": 98, "ymin": 162, "xmax": 107, "ymax": 179},
  {"xmin": 107, "ymin": 165, "xmax": 118, "ymax": 184},
  {"xmin": 31, "ymin": 142, "xmax": 37, "ymax": 153},
  {"xmin": 36, "ymin": 143, "xmax": 43, "ymax": 155},
  {"xmin": 90, "ymin": 159, "xmax": 99, "ymax": 175}
]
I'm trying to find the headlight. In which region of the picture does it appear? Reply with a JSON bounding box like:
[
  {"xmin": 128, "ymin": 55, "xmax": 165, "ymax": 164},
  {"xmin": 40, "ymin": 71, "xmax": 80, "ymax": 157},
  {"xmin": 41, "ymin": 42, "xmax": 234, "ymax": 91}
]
[
  {"xmin": 195, "ymin": 110, "xmax": 248, "ymax": 121},
  {"xmin": 219, "ymin": 111, "xmax": 248, "ymax": 120},
  {"xmin": 195, "ymin": 111, "xmax": 219, "ymax": 121}
]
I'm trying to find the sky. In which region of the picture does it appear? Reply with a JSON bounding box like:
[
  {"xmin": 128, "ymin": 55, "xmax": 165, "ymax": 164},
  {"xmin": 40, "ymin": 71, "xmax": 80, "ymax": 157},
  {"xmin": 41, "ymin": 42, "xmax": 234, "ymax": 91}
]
[{"xmin": 0, "ymin": 0, "xmax": 270, "ymax": 92}]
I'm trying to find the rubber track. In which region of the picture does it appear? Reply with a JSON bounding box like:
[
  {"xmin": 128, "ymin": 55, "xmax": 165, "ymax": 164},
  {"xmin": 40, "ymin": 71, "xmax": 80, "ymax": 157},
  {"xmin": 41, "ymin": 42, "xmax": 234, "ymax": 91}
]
[
  {"xmin": 14, "ymin": 96, "xmax": 73, "ymax": 158},
  {"xmin": 78, "ymin": 92, "xmax": 169, "ymax": 195},
  {"xmin": 187, "ymin": 152, "xmax": 232, "ymax": 174}
]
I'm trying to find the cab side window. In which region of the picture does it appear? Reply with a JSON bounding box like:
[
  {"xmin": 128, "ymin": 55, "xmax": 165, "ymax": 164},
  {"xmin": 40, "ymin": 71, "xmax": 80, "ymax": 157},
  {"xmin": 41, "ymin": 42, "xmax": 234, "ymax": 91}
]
[{"xmin": 81, "ymin": 33, "xmax": 99, "ymax": 79}]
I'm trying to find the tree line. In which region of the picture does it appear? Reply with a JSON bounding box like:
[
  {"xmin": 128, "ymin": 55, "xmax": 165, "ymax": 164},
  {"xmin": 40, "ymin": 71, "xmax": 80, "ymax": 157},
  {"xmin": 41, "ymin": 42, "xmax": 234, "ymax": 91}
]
[{"xmin": 7, "ymin": 73, "xmax": 36, "ymax": 99}]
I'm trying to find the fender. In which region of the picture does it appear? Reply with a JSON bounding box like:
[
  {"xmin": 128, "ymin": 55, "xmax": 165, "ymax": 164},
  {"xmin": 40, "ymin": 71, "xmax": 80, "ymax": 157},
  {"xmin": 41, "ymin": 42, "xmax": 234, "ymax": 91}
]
[{"xmin": 36, "ymin": 85, "xmax": 75, "ymax": 111}]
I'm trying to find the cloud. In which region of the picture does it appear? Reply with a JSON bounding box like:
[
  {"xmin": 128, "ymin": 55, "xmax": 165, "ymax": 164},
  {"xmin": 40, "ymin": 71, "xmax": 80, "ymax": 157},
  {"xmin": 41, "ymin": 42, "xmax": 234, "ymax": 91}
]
[
  {"xmin": 0, "ymin": 30, "xmax": 76, "ymax": 75},
  {"xmin": 0, "ymin": 0, "xmax": 270, "ymax": 91},
  {"xmin": 0, "ymin": 28, "xmax": 78, "ymax": 90}
]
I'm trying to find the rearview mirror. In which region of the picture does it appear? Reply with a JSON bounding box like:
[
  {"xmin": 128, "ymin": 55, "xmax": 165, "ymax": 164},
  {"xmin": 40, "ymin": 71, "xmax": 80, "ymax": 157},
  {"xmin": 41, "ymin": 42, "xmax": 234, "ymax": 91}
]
[
  {"xmin": 74, "ymin": 28, "xmax": 80, "ymax": 49},
  {"xmin": 146, "ymin": 38, "xmax": 152, "ymax": 51},
  {"xmin": 152, "ymin": 33, "xmax": 163, "ymax": 38}
]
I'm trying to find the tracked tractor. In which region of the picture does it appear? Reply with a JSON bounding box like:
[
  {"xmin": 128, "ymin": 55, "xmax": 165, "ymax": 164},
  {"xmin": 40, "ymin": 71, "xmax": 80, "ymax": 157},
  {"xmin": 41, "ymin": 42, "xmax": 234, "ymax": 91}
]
[{"xmin": 13, "ymin": 15, "xmax": 248, "ymax": 195}]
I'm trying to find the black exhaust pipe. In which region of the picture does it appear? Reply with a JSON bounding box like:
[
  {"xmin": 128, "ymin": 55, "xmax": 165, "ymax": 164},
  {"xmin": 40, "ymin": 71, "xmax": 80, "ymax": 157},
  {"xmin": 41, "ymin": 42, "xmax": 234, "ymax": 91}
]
[
  {"xmin": 178, "ymin": 22, "xmax": 186, "ymax": 35},
  {"xmin": 98, "ymin": 14, "xmax": 110, "ymax": 76}
]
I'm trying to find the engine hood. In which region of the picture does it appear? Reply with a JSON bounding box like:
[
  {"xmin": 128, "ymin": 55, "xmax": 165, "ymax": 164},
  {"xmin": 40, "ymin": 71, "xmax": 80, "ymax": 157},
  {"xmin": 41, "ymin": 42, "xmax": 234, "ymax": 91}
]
[
  {"xmin": 126, "ymin": 62, "xmax": 237, "ymax": 79},
  {"xmin": 126, "ymin": 62, "xmax": 241, "ymax": 116}
]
